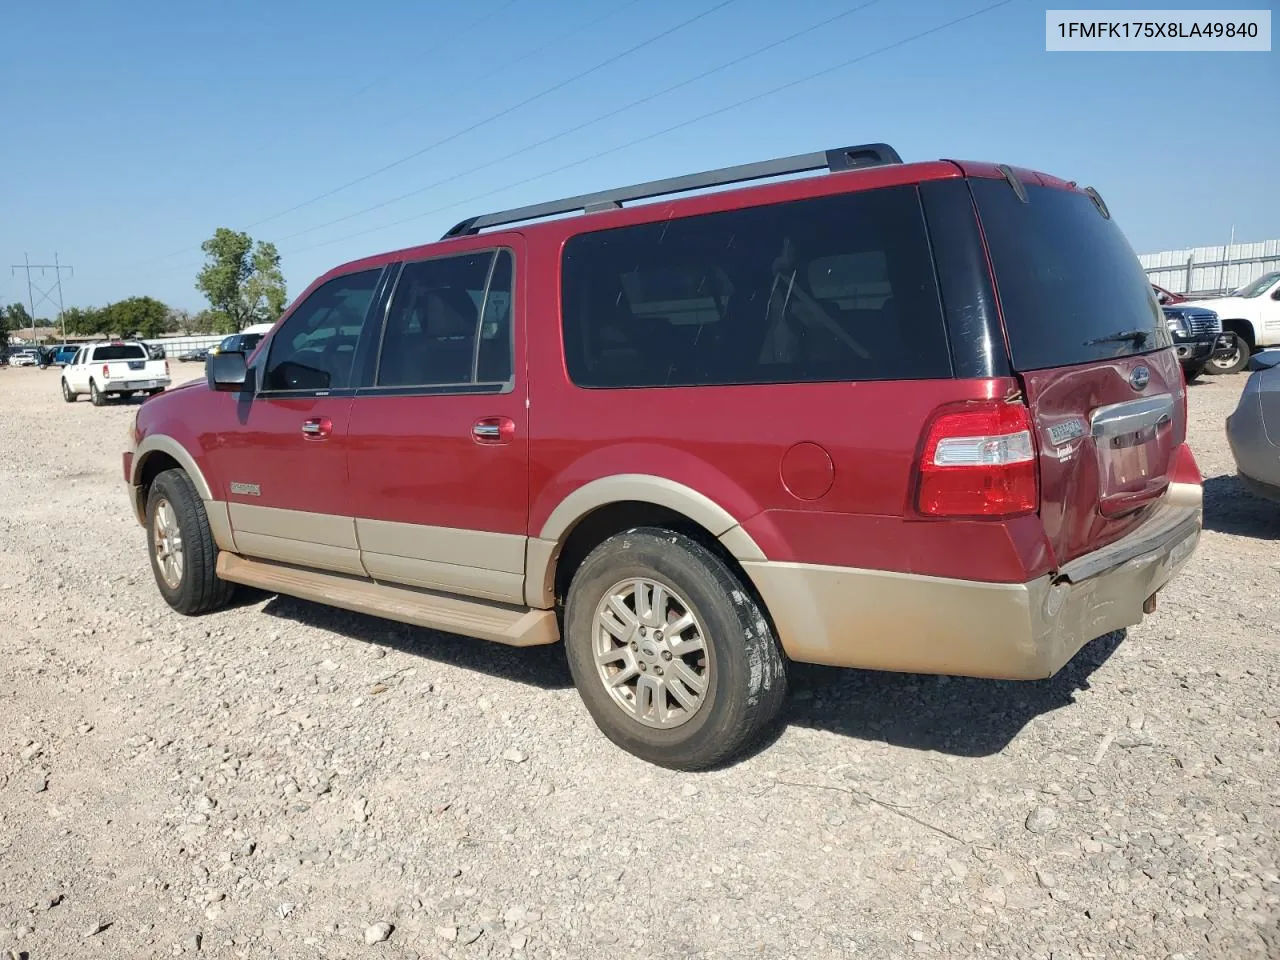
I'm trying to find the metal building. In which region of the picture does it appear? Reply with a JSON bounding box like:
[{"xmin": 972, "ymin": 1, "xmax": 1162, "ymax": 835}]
[{"xmin": 1140, "ymin": 239, "xmax": 1280, "ymax": 298}]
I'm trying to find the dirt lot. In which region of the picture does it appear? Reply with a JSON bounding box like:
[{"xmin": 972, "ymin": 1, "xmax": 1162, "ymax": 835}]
[{"xmin": 0, "ymin": 366, "xmax": 1276, "ymax": 960}]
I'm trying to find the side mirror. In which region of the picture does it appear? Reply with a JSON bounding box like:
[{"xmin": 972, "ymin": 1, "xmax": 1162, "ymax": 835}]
[
  {"xmin": 207, "ymin": 350, "xmax": 250, "ymax": 392},
  {"xmin": 1271, "ymin": 287, "xmax": 1280, "ymax": 301}
]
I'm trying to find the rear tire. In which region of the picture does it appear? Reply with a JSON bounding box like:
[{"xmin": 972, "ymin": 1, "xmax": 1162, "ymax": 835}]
[
  {"xmin": 146, "ymin": 468, "xmax": 236, "ymax": 615},
  {"xmin": 1206, "ymin": 332, "xmax": 1250, "ymax": 375},
  {"xmin": 90, "ymin": 380, "xmax": 106, "ymax": 406},
  {"xmin": 563, "ymin": 527, "xmax": 787, "ymax": 770},
  {"xmin": 61, "ymin": 379, "xmax": 76, "ymax": 403}
]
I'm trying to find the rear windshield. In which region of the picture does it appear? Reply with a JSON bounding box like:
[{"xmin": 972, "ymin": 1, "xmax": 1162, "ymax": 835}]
[
  {"xmin": 972, "ymin": 179, "xmax": 1170, "ymax": 371},
  {"xmin": 93, "ymin": 344, "xmax": 147, "ymax": 362}
]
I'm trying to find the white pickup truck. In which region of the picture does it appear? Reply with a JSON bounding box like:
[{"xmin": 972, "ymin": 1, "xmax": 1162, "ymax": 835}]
[
  {"xmin": 61, "ymin": 341, "xmax": 171, "ymax": 406},
  {"xmin": 1183, "ymin": 270, "xmax": 1280, "ymax": 375}
]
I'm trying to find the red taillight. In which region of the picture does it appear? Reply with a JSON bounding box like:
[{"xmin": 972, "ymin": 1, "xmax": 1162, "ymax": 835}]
[
  {"xmin": 164, "ymin": 360, "xmax": 170, "ymax": 376},
  {"xmin": 915, "ymin": 401, "xmax": 1039, "ymax": 518},
  {"xmin": 102, "ymin": 364, "xmax": 110, "ymax": 379}
]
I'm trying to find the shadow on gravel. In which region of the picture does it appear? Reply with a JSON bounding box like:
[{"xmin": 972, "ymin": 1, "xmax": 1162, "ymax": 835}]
[
  {"xmin": 1203, "ymin": 474, "xmax": 1280, "ymax": 541},
  {"xmin": 781, "ymin": 630, "xmax": 1125, "ymax": 758},
  {"xmin": 258, "ymin": 594, "xmax": 574, "ymax": 690}
]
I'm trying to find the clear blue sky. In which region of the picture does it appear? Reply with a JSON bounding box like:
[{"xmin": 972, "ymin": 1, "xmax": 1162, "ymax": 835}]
[{"xmin": 2, "ymin": 0, "xmax": 1276, "ymax": 315}]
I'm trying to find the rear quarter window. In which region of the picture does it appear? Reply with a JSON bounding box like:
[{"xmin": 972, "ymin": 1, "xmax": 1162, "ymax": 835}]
[
  {"xmin": 971, "ymin": 179, "xmax": 1171, "ymax": 371},
  {"xmin": 561, "ymin": 185, "xmax": 952, "ymax": 388}
]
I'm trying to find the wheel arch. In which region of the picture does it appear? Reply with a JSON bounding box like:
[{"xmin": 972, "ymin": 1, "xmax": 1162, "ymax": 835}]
[
  {"xmin": 526, "ymin": 475, "xmax": 767, "ymax": 610},
  {"xmin": 1221, "ymin": 318, "xmax": 1257, "ymax": 350},
  {"xmin": 129, "ymin": 436, "xmax": 235, "ymax": 552}
]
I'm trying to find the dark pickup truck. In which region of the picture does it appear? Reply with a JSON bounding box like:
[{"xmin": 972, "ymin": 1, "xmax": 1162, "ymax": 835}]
[{"xmin": 1163, "ymin": 304, "xmax": 1234, "ymax": 382}]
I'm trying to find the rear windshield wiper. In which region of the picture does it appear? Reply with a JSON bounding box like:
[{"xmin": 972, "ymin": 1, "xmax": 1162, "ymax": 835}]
[{"xmin": 1085, "ymin": 329, "xmax": 1150, "ymax": 347}]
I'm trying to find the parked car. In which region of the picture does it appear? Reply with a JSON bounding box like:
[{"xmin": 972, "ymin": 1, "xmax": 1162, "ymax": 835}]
[
  {"xmin": 123, "ymin": 143, "xmax": 1204, "ymax": 769},
  {"xmin": 1180, "ymin": 271, "xmax": 1280, "ymax": 375},
  {"xmin": 10, "ymin": 349, "xmax": 39, "ymax": 367},
  {"xmin": 1152, "ymin": 282, "xmax": 1187, "ymax": 305},
  {"xmin": 178, "ymin": 347, "xmax": 209, "ymax": 362},
  {"xmin": 52, "ymin": 345, "xmax": 80, "ymax": 367},
  {"xmin": 1226, "ymin": 351, "xmax": 1280, "ymax": 503},
  {"xmin": 63, "ymin": 341, "xmax": 171, "ymax": 405},
  {"xmin": 210, "ymin": 325, "xmax": 271, "ymax": 359},
  {"xmin": 1162, "ymin": 304, "xmax": 1234, "ymax": 381}
]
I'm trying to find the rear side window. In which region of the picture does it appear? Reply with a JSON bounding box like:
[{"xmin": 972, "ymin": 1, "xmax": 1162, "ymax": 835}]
[
  {"xmin": 561, "ymin": 186, "xmax": 951, "ymax": 388},
  {"xmin": 92, "ymin": 344, "xmax": 147, "ymax": 362},
  {"xmin": 972, "ymin": 179, "xmax": 1171, "ymax": 371}
]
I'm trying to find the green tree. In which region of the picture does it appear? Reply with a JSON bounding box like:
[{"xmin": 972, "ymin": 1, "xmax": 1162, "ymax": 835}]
[
  {"xmin": 187, "ymin": 309, "xmax": 228, "ymax": 334},
  {"xmin": 0, "ymin": 308, "xmax": 10, "ymax": 360},
  {"xmin": 195, "ymin": 228, "xmax": 287, "ymax": 330},
  {"xmin": 109, "ymin": 296, "xmax": 170, "ymax": 339},
  {"xmin": 5, "ymin": 302, "xmax": 33, "ymax": 334},
  {"xmin": 62, "ymin": 305, "xmax": 107, "ymax": 337}
]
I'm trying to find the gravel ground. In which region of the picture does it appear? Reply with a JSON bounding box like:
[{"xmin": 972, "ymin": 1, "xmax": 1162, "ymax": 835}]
[{"xmin": 0, "ymin": 366, "xmax": 1276, "ymax": 960}]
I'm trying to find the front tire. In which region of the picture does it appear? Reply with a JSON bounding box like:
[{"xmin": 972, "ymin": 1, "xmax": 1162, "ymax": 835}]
[
  {"xmin": 146, "ymin": 468, "xmax": 236, "ymax": 615},
  {"xmin": 90, "ymin": 380, "xmax": 106, "ymax": 406},
  {"xmin": 1206, "ymin": 332, "xmax": 1250, "ymax": 375},
  {"xmin": 563, "ymin": 527, "xmax": 787, "ymax": 770},
  {"xmin": 1182, "ymin": 362, "xmax": 1205, "ymax": 384},
  {"xmin": 61, "ymin": 379, "xmax": 76, "ymax": 403}
]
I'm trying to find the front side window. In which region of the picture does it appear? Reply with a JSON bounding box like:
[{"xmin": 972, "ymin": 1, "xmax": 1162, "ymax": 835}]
[
  {"xmin": 376, "ymin": 249, "xmax": 514, "ymax": 388},
  {"xmin": 262, "ymin": 269, "xmax": 381, "ymax": 392},
  {"xmin": 560, "ymin": 186, "xmax": 951, "ymax": 388}
]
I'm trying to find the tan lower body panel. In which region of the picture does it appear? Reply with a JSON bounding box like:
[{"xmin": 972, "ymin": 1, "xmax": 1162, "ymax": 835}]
[
  {"xmin": 228, "ymin": 503, "xmax": 365, "ymax": 577},
  {"xmin": 743, "ymin": 503, "xmax": 1201, "ymax": 680},
  {"xmin": 216, "ymin": 553, "xmax": 558, "ymax": 647},
  {"xmin": 356, "ymin": 518, "xmax": 526, "ymax": 604}
]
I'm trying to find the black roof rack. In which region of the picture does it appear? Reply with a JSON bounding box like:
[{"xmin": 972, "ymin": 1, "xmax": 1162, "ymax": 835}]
[{"xmin": 441, "ymin": 141, "xmax": 902, "ymax": 239}]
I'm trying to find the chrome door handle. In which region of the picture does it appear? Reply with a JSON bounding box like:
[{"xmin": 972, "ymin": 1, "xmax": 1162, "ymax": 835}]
[
  {"xmin": 302, "ymin": 417, "xmax": 333, "ymax": 439},
  {"xmin": 472, "ymin": 416, "xmax": 514, "ymax": 444}
]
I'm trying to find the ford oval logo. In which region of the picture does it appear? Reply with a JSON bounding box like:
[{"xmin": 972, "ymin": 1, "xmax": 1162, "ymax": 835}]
[{"xmin": 1130, "ymin": 366, "xmax": 1151, "ymax": 391}]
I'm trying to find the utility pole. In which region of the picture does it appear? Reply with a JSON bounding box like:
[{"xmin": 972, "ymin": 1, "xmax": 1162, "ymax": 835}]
[{"xmin": 10, "ymin": 253, "xmax": 74, "ymax": 342}]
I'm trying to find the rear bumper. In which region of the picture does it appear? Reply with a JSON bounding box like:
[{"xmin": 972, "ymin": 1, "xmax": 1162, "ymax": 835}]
[
  {"xmin": 743, "ymin": 483, "xmax": 1202, "ymax": 680},
  {"xmin": 103, "ymin": 377, "xmax": 170, "ymax": 393}
]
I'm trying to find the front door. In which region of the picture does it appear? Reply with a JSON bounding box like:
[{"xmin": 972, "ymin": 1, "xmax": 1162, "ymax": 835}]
[
  {"xmin": 346, "ymin": 246, "xmax": 529, "ymax": 604},
  {"xmin": 213, "ymin": 266, "xmax": 386, "ymax": 576}
]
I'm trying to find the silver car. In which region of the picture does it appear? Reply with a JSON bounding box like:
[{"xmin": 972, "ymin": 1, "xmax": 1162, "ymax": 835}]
[{"xmin": 1226, "ymin": 351, "xmax": 1280, "ymax": 502}]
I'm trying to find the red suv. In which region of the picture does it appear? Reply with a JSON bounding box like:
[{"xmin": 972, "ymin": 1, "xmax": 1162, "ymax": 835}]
[{"xmin": 123, "ymin": 143, "xmax": 1203, "ymax": 769}]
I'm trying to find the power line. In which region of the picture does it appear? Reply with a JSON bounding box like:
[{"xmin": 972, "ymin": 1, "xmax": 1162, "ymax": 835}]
[
  {"xmin": 125, "ymin": 0, "xmax": 539, "ymax": 271},
  {"xmin": 10, "ymin": 253, "xmax": 73, "ymax": 342},
  {"xmin": 242, "ymin": 0, "xmax": 741, "ymax": 231},
  {"xmin": 335, "ymin": 0, "xmax": 527, "ymax": 103},
  {"xmin": 284, "ymin": 0, "xmax": 1015, "ymax": 259},
  {"xmin": 273, "ymin": 0, "xmax": 886, "ymax": 245}
]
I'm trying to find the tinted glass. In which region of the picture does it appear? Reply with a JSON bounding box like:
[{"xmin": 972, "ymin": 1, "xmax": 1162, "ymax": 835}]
[
  {"xmin": 93, "ymin": 344, "xmax": 147, "ymax": 361},
  {"xmin": 561, "ymin": 186, "xmax": 950, "ymax": 388},
  {"xmin": 972, "ymin": 179, "xmax": 1171, "ymax": 371},
  {"xmin": 263, "ymin": 269, "xmax": 380, "ymax": 391},
  {"xmin": 377, "ymin": 249, "xmax": 513, "ymax": 387}
]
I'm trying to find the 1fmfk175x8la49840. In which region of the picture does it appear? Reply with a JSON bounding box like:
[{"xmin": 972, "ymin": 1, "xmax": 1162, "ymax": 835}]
[{"xmin": 122, "ymin": 142, "xmax": 1204, "ymax": 769}]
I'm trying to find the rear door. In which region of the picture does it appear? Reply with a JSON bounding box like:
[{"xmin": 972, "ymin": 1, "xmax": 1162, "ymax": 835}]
[
  {"xmin": 345, "ymin": 245, "xmax": 529, "ymax": 604},
  {"xmin": 971, "ymin": 175, "xmax": 1184, "ymax": 566}
]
